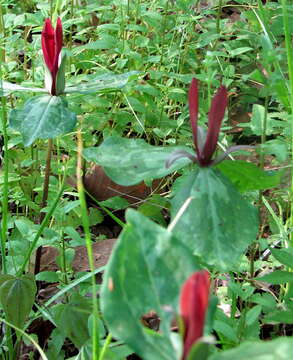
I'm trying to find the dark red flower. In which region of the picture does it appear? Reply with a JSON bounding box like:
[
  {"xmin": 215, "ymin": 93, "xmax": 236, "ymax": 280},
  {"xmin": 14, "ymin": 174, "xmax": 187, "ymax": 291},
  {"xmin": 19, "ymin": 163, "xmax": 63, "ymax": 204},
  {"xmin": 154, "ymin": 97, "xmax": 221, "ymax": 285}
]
[
  {"xmin": 41, "ymin": 18, "xmax": 63, "ymax": 95},
  {"xmin": 189, "ymin": 79, "xmax": 228, "ymax": 166},
  {"xmin": 180, "ymin": 270, "xmax": 210, "ymax": 360}
]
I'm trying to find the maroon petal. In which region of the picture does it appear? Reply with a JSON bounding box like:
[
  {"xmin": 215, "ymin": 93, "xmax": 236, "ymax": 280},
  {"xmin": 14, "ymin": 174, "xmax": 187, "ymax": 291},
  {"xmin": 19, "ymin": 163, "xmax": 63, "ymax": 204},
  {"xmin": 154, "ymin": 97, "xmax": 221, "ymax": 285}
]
[
  {"xmin": 180, "ymin": 270, "xmax": 210, "ymax": 360},
  {"xmin": 53, "ymin": 17, "xmax": 63, "ymax": 77},
  {"xmin": 41, "ymin": 18, "xmax": 55, "ymax": 74},
  {"xmin": 201, "ymin": 85, "xmax": 228, "ymax": 166},
  {"xmin": 188, "ymin": 78, "xmax": 200, "ymax": 158}
]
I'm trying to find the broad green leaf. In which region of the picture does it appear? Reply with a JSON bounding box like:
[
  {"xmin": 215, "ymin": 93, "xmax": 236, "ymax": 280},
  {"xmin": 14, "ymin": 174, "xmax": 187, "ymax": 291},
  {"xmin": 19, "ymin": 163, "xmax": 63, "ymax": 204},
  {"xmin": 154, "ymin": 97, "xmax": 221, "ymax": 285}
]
[
  {"xmin": 171, "ymin": 168, "xmax": 258, "ymax": 270},
  {"xmin": 36, "ymin": 271, "xmax": 59, "ymax": 283},
  {"xmin": 213, "ymin": 320, "xmax": 238, "ymax": 343},
  {"xmin": 100, "ymin": 196, "xmax": 130, "ymax": 210},
  {"xmin": 246, "ymin": 305, "xmax": 262, "ymax": 326},
  {"xmin": 216, "ymin": 160, "xmax": 282, "ymax": 192},
  {"xmin": 0, "ymin": 80, "xmax": 47, "ymax": 96},
  {"xmin": 250, "ymin": 104, "xmax": 266, "ymax": 136},
  {"xmin": 64, "ymin": 71, "xmax": 139, "ymax": 94},
  {"xmin": 52, "ymin": 293, "xmax": 91, "ymax": 348},
  {"xmin": 264, "ymin": 310, "xmax": 293, "ymax": 324},
  {"xmin": 256, "ymin": 270, "xmax": 293, "ymax": 284},
  {"xmin": 83, "ymin": 137, "xmax": 194, "ymax": 186},
  {"xmin": 0, "ymin": 274, "xmax": 15, "ymax": 287},
  {"xmin": 9, "ymin": 95, "xmax": 77, "ymax": 146},
  {"xmin": 0, "ymin": 274, "xmax": 36, "ymax": 330},
  {"xmin": 270, "ymin": 248, "xmax": 293, "ymax": 268},
  {"xmin": 101, "ymin": 209, "xmax": 199, "ymax": 360},
  {"xmin": 208, "ymin": 337, "xmax": 293, "ymax": 360},
  {"xmin": 187, "ymin": 339, "xmax": 211, "ymax": 360}
]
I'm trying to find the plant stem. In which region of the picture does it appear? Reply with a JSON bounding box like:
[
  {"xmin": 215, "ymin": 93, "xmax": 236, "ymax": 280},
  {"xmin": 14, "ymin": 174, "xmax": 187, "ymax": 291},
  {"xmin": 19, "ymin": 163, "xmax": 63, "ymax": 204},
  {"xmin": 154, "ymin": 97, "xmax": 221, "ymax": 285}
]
[
  {"xmin": 34, "ymin": 139, "xmax": 53, "ymax": 275},
  {"xmin": 216, "ymin": 0, "xmax": 223, "ymax": 35},
  {"xmin": 0, "ymin": 67, "xmax": 8, "ymax": 274},
  {"xmin": 18, "ymin": 181, "xmax": 65, "ymax": 276},
  {"xmin": 281, "ymin": 0, "xmax": 293, "ymax": 249},
  {"xmin": 0, "ymin": 1, "xmax": 6, "ymax": 63},
  {"xmin": 76, "ymin": 128, "xmax": 99, "ymax": 359},
  {"xmin": 159, "ymin": 0, "xmax": 170, "ymax": 70},
  {"xmin": 260, "ymin": 96, "xmax": 269, "ymax": 170},
  {"xmin": 98, "ymin": 333, "xmax": 112, "ymax": 360}
]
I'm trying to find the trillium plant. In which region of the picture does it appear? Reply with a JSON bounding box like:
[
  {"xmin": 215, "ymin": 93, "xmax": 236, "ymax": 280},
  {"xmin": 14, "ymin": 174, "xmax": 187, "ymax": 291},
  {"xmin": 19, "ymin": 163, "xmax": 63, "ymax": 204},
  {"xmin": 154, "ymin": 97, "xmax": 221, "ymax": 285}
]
[
  {"xmin": 1, "ymin": 17, "xmax": 137, "ymax": 146},
  {"xmin": 83, "ymin": 77, "xmax": 260, "ymax": 270},
  {"xmin": 42, "ymin": 18, "xmax": 65, "ymax": 96},
  {"xmin": 166, "ymin": 78, "xmax": 252, "ymax": 168}
]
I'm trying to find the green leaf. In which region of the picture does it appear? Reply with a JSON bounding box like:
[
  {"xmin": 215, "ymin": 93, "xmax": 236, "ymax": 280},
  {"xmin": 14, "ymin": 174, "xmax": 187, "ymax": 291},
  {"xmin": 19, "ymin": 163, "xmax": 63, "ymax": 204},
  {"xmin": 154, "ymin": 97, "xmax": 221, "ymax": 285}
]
[
  {"xmin": 228, "ymin": 47, "xmax": 253, "ymax": 57},
  {"xmin": 83, "ymin": 136, "xmax": 194, "ymax": 186},
  {"xmin": 213, "ymin": 320, "xmax": 238, "ymax": 343},
  {"xmin": 209, "ymin": 337, "xmax": 293, "ymax": 360},
  {"xmin": 53, "ymin": 293, "xmax": 91, "ymax": 348},
  {"xmin": 256, "ymin": 271, "xmax": 293, "ymax": 284},
  {"xmin": 250, "ymin": 104, "xmax": 265, "ymax": 136},
  {"xmin": 264, "ymin": 310, "xmax": 293, "ymax": 324},
  {"xmin": 100, "ymin": 196, "xmax": 130, "ymax": 210},
  {"xmin": 0, "ymin": 274, "xmax": 15, "ymax": 287},
  {"xmin": 0, "ymin": 274, "xmax": 37, "ymax": 330},
  {"xmin": 9, "ymin": 95, "xmax": 77, "ymax": 146},
  {"xmin": 36, "ymin": 271, "xmax": 60, "ymax": 283},
  {"xmin": 270, "ymin": 248, "xmax": 293, "ymax": 268},
  {"xmin": 0, "ymin": 80, "xmax": 47, "ymax": 96},
  {"xmin": 246, "ymin": 305, "xmax": 262, "ymax": 326},
  {"xmin": 170, "ymin": 168, "xmax": 258, "ymax": 270},
  {"xmin": 186, "ymin": 339, "xmax": 211, "ymax": 360},
  {"xmin": 65, "ymin": 71, "xmax": 139, "ymax": 94},
  {"xmin": 101, "ymin": 209, "xmax": 199, "ymax": 360},
  {"xmin": 56, "ymin": 52, "xmax": 67, "ymax": 95},
  {"xmin": 216, "ymin": 160, "xmax": 282, "ymax": 192}
]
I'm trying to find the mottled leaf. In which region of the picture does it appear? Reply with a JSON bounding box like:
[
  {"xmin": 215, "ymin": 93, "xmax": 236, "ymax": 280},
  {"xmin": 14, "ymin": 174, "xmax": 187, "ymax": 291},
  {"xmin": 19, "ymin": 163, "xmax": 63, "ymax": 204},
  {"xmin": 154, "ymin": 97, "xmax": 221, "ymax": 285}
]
[
  {"xmin": 101, "ymin": 209, "xmax": 199, "ymax": 360},
  {"xmin": 171, "ymin": 167, "xmax": 258, "ymax": 270},
  {"xmin": 9, "ymin": 95, "xmax": 76, "ymax": 146},
  {"xmin": 65, "ymin": 71, "xmax": 139, "ymax": 94},
  {"xmin": 83, "ymin": 136, "xmax": 194, "ymax": 186},
  {"xmin": 209, "ymin": 337, "xmax": 293, "ymax": 360}
]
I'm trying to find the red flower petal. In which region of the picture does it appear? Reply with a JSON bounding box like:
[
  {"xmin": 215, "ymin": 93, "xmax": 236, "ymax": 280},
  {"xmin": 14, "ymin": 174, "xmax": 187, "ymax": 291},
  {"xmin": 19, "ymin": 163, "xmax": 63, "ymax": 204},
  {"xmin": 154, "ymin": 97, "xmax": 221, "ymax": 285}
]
[
  {"xmin": 53, "ymin": 17, "xmax": 63, "ymax": 77},
  {"xmin": 201, "ymin": 86, "xmax": 228, "ymax": 166},
  {"xmin": 180, "ymin": 270, "xmax": 210, "ymax": 360},
  {"xmin": 41, "ymin": 18, "xmax": 55, "ymax": 73}
]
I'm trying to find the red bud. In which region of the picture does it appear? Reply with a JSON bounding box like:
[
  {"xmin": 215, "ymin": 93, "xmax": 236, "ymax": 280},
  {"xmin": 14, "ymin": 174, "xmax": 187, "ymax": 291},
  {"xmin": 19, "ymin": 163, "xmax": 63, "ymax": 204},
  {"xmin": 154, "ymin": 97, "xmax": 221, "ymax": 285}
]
[{"xmin": 180, "ymin": 270, "xmax": 210, "ymax": 359}]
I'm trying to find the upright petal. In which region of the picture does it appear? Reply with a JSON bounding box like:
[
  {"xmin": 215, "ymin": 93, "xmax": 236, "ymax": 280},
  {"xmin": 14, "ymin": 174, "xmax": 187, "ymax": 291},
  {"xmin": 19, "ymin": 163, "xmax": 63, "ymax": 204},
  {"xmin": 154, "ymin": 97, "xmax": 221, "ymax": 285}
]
[
  {"xmin": 188, "ymin": 78, "xmax": 200, "ymax": 156},
  {"xmin": 180, "ymin": 270, "xmax": 210, "ymax": 360},
  {"xmin": 53, "ymin": 17, "xmax": 63, "ymax": 76},
  {"xmin": 41, "ymin": 18, "xmax": 55, "ymax": 73},
  {"xmin": 201, "ymin": 86, "xmax": 228, "ymax": 166}
]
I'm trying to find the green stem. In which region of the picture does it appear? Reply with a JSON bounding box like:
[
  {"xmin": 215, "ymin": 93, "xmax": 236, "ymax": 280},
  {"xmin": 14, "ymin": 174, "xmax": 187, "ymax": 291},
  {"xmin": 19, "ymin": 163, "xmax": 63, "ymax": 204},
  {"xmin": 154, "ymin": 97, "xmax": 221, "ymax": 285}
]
[
  {"xmin": 216, "ymin": 0, "xmax": 223, "ymax": 35},
  {"xmin": 281, "ymin": 0, "xmax": 293, "ymax": 247},
  {"xmin": 260, "ymin": 96, "xmax": 269, "ymax": 170},
  {"xmin": 77, "ymin": 129, "xmax": 99, "ymax": 359},
  {"xmin": 34, "ymin": 139, "xmax": 53, "ymax": 275},
  {"xmin": 98, "ymin": 333, "xmax": 112, "ymax": 360},
  {"xmin": 18, "ymin": 181, "xmax": 66, "ymax": 276},
  {"xmin": 0, "ymin": 69, "xmax": 8, "ymax": 274},
  {"xmin": 85, "ymin": 190, "xmax": 125, "ymax": 228},
  {"xmin": 159, "ymin": 0, "xmax": 170, "ymax": 70},
  {"xmin": 0, "ymin": 2, "xmax": 6, "ymax": 63}
]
